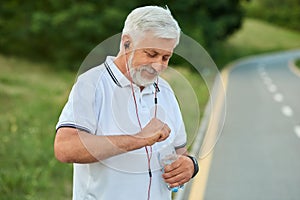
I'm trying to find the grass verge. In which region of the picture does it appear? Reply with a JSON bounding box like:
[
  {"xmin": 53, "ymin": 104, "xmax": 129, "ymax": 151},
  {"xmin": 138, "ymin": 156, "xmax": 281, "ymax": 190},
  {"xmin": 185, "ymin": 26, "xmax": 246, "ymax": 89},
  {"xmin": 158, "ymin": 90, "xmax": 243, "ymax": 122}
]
[
  {"xmin": 0, "ymin": 56, "xmax": 74, "ymax": 200},
  {"xmin": 216, "ymin": 18, "xmax": 300, "ymax": 68}
]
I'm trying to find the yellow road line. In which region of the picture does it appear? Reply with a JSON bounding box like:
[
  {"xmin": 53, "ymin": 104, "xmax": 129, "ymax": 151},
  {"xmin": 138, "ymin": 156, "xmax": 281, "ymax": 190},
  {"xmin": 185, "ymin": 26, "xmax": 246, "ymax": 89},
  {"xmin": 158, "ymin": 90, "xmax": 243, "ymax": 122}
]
[{"xmin": 188, "ymin": 65, "xmax": 231, "ymax": 200}]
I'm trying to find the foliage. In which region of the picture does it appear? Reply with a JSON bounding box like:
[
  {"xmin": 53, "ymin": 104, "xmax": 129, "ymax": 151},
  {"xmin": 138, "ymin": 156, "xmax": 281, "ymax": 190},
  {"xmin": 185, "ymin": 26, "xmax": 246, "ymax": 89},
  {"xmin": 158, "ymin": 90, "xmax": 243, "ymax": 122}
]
[
  {"xmin": 296, "ymin": 59, "xmax": 300, "ymax": 69},
  {"xmin": 243, "ymin": 0, "xmax": 300, "ymax": 31},
  {"xmin": 0, "ymin": 0, "xmax": 244, "ymax": 70}
]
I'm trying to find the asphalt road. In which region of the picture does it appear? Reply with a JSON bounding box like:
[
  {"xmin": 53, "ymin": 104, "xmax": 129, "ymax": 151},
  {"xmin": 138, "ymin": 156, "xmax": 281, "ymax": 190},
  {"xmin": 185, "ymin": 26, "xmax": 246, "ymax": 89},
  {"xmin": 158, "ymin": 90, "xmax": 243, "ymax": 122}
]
[{"xmin": 182, "ymin": 49, "xmax": 300, "ymax": 200}]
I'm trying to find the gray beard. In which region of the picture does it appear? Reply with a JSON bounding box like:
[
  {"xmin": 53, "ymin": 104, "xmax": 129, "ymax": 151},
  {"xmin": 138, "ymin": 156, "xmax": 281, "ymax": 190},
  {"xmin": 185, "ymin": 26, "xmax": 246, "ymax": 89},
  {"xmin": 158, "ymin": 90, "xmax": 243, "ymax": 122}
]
[
  {"xmin": 129, "ymin": 66, "xmax": 157, "ymax": 87},
  {"xmin": 127, "ymin": 53, "xmax": 157, "ymax": 87}
]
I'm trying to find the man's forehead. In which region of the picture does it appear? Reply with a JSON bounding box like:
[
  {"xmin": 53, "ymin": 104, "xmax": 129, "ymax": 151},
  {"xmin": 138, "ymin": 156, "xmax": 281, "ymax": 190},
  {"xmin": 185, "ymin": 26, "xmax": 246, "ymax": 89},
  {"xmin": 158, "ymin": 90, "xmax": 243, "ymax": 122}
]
[{"xmin": 134, "ymin": 32, "xmax": 177, "ymax": 52}]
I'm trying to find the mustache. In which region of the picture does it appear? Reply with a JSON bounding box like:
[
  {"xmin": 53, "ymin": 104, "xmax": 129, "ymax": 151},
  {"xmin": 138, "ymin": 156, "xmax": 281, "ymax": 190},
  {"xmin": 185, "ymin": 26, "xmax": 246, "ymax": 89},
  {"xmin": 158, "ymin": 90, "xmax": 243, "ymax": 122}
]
[{"xmin": 138, "ymin": 65, "xmax": 159, "ymax": 76}]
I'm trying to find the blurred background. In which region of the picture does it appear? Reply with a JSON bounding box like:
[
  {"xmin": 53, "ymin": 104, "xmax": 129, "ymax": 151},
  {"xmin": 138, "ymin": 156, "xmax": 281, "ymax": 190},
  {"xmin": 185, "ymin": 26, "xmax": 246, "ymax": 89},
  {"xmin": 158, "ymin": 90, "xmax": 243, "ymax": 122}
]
[{"xmin": 0, "ymin": 0, "xmax": 299, "ymax": 199}]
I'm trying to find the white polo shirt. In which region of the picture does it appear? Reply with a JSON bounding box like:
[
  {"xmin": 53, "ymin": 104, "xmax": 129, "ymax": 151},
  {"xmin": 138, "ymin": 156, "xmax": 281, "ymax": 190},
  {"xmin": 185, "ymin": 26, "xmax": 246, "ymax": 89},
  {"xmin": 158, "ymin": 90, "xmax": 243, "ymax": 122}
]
[{"xmin": 56, "ymin": 56, "xmax": 187, "ymax": 200}]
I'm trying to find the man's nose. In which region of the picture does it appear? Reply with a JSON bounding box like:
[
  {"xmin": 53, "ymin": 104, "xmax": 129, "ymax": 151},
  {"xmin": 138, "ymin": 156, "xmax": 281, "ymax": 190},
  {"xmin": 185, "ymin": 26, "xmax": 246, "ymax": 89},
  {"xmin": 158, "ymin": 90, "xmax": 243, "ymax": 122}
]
[{"xmin": 151, "ymin": 62, "xmax": 167, "ymax": 73}]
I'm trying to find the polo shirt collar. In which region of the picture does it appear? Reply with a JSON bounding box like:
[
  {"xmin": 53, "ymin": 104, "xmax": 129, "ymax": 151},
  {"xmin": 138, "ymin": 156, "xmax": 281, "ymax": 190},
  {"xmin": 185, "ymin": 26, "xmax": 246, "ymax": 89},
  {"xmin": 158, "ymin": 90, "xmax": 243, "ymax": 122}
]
[
  {"xmin": 105, "ymin": 56, "xmax": 130, "ymax": 87},
  {"xmin": 104, "ymin": 56, "xmax": 159, "ymax": 94}
]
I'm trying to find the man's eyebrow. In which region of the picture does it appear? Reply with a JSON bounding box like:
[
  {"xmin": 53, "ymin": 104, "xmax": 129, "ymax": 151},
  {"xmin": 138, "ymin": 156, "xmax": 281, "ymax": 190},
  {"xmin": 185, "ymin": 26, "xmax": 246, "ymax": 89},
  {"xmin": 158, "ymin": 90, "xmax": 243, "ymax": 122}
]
[{"xmin": 145, "ymin": 49, "xmax": 172, "ymax": 56}]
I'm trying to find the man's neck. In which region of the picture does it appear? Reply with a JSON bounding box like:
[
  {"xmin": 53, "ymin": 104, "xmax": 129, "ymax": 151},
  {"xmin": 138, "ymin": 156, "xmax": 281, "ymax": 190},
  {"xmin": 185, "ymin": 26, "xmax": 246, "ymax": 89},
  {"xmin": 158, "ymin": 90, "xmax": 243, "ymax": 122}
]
[{"xmin": 114, "ymin": 53, "xmax": 127, "ymax": 75}]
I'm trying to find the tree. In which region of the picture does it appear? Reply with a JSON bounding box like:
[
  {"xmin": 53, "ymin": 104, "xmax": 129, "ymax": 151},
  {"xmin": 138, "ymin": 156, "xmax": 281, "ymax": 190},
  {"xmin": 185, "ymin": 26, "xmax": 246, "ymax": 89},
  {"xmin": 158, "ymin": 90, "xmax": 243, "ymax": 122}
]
[
  {"xmin": 244, "ymin": 0, "xmax": 300, "ymax": 31},
  {"xmin": 0, "ymin": 0, "xmax": 244, "ymax": 70}
]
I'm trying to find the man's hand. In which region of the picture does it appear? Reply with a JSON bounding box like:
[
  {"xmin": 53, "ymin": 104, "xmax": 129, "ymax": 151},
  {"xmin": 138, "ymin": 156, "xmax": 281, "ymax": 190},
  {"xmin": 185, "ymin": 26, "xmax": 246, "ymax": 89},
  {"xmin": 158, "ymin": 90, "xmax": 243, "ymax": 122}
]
[
  {"xmin": 162, "ymin": 155, "xmax": 194, "ymax": 188},
  {"xmin": 135, "ymin": 118, "xmax": 171, "ymax": 146}
]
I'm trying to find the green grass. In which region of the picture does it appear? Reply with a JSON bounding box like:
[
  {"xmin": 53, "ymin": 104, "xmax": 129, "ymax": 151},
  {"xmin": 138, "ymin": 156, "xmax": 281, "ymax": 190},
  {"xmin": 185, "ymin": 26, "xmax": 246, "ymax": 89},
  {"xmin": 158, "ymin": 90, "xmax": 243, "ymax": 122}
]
[
  {"xmin": 0, "ymin": 56, "xmax": 74, "ymax": 199},
  {"xmin": 229, "ymin": 18, "xmax": 300, "ymax": 50},
  {"xmin": 217, "ymin": 18, "xmax": 300, "ymax": 68}
]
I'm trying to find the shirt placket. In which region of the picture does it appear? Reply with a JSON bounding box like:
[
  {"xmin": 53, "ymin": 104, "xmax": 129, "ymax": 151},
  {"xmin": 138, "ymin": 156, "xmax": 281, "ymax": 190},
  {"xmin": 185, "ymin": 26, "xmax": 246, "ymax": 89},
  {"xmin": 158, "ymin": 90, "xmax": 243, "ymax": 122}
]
[{"xmin": 136, "ymin": 89, "xmax": 151, "ymax": 128}]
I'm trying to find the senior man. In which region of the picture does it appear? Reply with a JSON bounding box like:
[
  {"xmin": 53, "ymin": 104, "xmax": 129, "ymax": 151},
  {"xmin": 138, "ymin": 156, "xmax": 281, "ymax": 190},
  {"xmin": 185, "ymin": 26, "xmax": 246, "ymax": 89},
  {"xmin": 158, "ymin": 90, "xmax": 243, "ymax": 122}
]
[{"xmin": 54, "ymin": 5, "xmax": 199, "ymax": 200}]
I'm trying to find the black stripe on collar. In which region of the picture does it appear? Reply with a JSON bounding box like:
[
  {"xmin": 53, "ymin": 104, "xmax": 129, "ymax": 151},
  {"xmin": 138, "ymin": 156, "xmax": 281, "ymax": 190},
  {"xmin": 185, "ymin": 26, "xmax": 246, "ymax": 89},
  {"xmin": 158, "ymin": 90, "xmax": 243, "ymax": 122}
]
[{"xmin": 104, "ymin": 61, "xmax": 122, "ymax": 87}]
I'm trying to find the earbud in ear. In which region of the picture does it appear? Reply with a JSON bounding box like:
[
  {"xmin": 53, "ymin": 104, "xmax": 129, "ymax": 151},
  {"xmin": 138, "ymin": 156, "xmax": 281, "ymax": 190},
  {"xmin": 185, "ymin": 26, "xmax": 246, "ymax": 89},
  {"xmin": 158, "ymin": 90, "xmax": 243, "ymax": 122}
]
[{"xmin": 124, "ymin": 41, "xmax": 130, "ymax": 49}]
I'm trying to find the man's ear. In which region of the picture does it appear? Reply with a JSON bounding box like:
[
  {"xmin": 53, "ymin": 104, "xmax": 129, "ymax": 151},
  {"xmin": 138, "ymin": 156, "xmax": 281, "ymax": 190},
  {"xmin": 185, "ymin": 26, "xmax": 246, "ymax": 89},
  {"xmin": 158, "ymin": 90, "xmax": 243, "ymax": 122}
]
[
  {"xmin": 124, "ymin": 41, "xmax": 130, "ymax": 49},
  {"xmin": 122, "ymin": 35, "xmax": 132, "ymax": 51}
]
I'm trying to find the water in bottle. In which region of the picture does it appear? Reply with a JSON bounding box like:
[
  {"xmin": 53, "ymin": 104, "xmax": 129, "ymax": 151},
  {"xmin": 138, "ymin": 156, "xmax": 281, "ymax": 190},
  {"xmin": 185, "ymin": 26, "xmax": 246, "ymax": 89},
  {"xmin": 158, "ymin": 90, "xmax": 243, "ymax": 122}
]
[{"xmin": 158, "ymin": 144, "xmax": 183, "ymax": 192}]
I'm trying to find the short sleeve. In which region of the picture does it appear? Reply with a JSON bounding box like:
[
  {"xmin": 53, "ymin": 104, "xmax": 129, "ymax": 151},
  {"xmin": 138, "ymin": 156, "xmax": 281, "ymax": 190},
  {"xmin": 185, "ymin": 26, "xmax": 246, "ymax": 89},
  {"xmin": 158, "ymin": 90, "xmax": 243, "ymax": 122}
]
[{"xmin": 56, "ymin": 76, "xmax": 98, "ymax": 134}]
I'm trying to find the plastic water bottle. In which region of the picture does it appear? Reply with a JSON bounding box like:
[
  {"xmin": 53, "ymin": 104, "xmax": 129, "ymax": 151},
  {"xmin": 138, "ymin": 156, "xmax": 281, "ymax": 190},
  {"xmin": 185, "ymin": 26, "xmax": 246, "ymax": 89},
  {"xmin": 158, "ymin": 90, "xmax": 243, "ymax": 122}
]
[{"xmin": 158, "ymin": 144, "xmax": 183, "ymax": 192}]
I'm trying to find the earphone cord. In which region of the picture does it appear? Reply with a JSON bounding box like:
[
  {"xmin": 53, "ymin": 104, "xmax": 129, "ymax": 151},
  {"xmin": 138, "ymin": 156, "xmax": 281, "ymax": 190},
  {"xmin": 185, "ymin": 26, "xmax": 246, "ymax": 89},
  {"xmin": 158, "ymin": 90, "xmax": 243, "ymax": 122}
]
[
  {"xmin": 126, "ymin": 54, "xmax": 159, "ymax": 200},
  {"xmin": 154, "ymin": 78, "xmax": 158, "ymax": 118},
  {"xmin": 129, "ymin": 78, "xmax": 156, "ymax": 200}
]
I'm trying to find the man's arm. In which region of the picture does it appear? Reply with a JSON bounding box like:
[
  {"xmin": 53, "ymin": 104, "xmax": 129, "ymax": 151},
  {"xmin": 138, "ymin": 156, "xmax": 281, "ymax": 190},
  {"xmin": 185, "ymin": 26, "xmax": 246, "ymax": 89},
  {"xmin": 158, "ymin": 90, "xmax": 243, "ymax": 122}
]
[
  {"xmin": 162, "ymin": 147, "xmax": 199, "ymax": 188},
  {"xmin": 54, "ymin": 118, "xmax": 170, "ymax": 163}
]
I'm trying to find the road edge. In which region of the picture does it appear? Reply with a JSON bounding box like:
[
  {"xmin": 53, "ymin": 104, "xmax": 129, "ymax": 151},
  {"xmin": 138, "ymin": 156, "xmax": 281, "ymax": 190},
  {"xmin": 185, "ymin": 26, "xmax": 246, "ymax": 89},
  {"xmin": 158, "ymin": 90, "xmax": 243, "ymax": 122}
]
[
  {"xmin": 288, "ymin": 59, "xmax": 300, "ymax": 78},
  {"xmin": 174, "ymin": 61, "xmax": 235, "ymax": 200}
]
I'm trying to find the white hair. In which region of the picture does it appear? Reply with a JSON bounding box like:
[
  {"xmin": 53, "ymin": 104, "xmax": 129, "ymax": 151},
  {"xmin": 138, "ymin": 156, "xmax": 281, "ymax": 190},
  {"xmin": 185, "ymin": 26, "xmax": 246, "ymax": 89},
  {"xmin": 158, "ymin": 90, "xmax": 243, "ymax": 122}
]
[{"xmin": 122, "ymin": 6, "xmax": 181, "ymax": 47}]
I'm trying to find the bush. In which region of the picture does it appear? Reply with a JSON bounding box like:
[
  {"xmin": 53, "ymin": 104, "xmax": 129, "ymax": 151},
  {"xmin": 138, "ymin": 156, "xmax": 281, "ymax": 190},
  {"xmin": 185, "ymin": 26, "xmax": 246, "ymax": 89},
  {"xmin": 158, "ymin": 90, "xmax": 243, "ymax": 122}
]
[
  {"xmin": 244, "ymin": 0, "xmax": 300, "ymax": 32},
  {"xmin": 0, "ymin": 0, "xmax": 244, "ymax": 70}
]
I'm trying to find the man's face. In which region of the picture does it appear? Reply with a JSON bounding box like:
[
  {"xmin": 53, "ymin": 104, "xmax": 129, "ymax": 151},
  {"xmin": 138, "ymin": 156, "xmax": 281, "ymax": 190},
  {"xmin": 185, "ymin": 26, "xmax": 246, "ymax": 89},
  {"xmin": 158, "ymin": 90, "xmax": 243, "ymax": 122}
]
[{"xmin": 127, "ymin": 34, "xmax": 177, "ymax": 87}]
